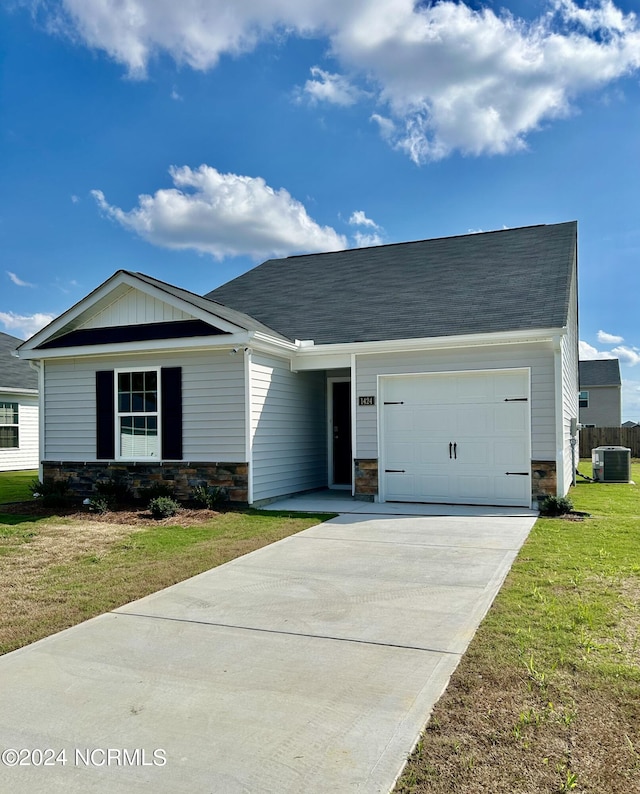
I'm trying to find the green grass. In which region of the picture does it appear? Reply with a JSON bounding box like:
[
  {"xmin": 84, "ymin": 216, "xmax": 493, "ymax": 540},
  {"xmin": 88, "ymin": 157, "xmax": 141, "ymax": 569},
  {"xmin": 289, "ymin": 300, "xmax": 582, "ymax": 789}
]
[
  {"xmin": 0, "ymin": 469, "xmax": 38, "ymax": 504},
  {"xmin": 0, "ymin": 508, "xmax": 333, "ymax": 655},
  {"xmin": 396, "ymin": 461, "xmax": 640, "ymax": 794}
]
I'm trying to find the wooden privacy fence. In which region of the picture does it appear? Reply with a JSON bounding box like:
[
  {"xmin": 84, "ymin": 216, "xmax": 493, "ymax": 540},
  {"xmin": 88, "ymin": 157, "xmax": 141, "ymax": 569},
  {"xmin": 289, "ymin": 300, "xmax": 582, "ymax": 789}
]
[{"xmin": 579, "ymin": 427, "xmax": 640, "ymax": 458}]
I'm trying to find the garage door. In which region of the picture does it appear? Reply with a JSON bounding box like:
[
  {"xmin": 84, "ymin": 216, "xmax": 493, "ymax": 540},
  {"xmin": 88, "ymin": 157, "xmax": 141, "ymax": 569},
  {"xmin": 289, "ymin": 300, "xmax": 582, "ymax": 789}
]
[{"xmin": 381, "ymin": 369, "xmax": 531, "ymax": 507}]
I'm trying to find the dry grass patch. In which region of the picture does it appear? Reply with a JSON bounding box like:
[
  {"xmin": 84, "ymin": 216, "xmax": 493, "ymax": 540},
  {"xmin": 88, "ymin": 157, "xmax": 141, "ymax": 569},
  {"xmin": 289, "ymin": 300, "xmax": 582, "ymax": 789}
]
[{"xmin": 0, "ymin": 508, "xmax": 330, "ymax": 655}]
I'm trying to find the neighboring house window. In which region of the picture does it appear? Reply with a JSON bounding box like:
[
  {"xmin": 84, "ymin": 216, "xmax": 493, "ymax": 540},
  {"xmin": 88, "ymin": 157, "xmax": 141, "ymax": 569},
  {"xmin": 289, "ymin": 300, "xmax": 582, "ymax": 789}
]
[
  {"xmin": 116, "ymin": 369, "xmax": 159, "ymax": 459},
  {"xmin": 579, "ymin": 390, "xmax": 589, "ymax": 409},
  {"xmin": 96, "ymin": 367, "xmax": 182, "ymax": 461},
  {"xmin": 0, "ymin": 402, "xmax": 19, "ymax": 448}
]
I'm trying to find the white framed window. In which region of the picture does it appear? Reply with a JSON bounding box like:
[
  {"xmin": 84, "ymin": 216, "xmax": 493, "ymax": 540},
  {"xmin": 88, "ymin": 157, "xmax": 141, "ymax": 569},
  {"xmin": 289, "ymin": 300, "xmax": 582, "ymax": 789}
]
[
  {"xmin": 0, "ymin": 401, "xmax": 19, "ymax": 448},
  {"xmin": 579, "ymin": 390, "xmax": 589, "ymax": 409},
  {"xmin": 115, "ymin": 368, "xmax": 160, "ymax": 459}
]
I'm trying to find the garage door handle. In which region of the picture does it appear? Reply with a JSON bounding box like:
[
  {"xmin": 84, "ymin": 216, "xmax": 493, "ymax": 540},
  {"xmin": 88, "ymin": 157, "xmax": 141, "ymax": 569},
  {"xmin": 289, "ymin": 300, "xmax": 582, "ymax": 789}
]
[
  {"xmin": 449, "ymin": 442, "xmax": 452, "ymax": 459},
  {"xmin": 385, "ymin": 469, "xmax": 405, "ymax": 473},
  {"xmin": 504, "ymin": 398, "xmax": 528, "ymax": 402},
  {"xmin": 453, "ymin": 442, "xmax": 457, "ymax": 459},
  {"xmin": 505, "ymin": 472, "xmax": 530, "ymax": 476}
]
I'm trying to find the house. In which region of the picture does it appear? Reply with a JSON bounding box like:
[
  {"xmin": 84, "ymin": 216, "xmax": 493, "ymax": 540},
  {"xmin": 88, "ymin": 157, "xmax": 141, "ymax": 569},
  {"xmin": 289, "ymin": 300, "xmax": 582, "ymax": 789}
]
[
  {"xmin": 0, "ymin": 331, "xmax": 39, "ymax": 471},
  {"xmin": 621, "ymin": 420, "xmax": 638, "ymax": 428},
  {"xmin": 16, "ymin": 221, "xmax": 579, "ymax": 508},
  {"xmin": 578, "ymin": 359, "xmax": 621, "ymax": 427}
]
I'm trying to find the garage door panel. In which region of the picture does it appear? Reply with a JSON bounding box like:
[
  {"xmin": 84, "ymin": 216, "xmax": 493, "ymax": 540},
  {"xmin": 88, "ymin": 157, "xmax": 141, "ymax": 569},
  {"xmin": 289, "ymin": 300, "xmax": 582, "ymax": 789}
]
[{"xmin": 381, "ymin": 370, "xmax": 531, "ymax": 507}]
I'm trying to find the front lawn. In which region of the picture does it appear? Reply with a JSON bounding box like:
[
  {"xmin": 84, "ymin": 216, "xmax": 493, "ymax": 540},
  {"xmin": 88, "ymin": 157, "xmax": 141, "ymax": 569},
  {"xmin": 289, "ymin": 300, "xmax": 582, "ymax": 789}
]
[
  {"xmin": 395, "ymin": 462, "xmax": 640, "ymax": 793},
  {"xmin": 0, "ymin": 469, "xmax": 38, "ymax": 504},
  {"xmin": 0, "ymin": 507, "xmax": 331, "ymax": 655}
]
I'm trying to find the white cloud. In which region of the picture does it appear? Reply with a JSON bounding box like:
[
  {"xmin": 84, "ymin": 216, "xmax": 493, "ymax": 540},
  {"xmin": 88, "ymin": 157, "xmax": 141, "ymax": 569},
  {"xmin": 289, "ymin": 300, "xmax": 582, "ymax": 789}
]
[
  {"xmin": 46, "ymin": 1, "xmax": 640, "ymax": 161},
  {"xmin": 611, "ymin": 345, "xmax": 640, "ymax": 366},
  {"xmin": 597, "ymin": 329, "xmax": 624, "ymax": 344},
  {"xmin": 348, "ymin": 210, "xmax": 379, "ymax": 229},
  {"xmin": 353, "ymin": 231, "xmax": 385, "ymax": 247},
  {"xmin": 0, "ymin": 311, "xmax": 56, "ymax": 339},
  {"xmin": 303, "ymin": 67, "xmax": 362, "ymax": 106},
  {"xmin": 578, "ymin": 340, "xmax": 617, "ymax": 360},
  {"xmin": 92, "ymin": 165, "xmax": 347, "ymax": 259},
  {"xmin": 71, "ymin": 194, "xmax": 79, "ymax": 203},
  {"xmin": 6, "ymin": 271, "xmax": 34, "ymax": 288}
]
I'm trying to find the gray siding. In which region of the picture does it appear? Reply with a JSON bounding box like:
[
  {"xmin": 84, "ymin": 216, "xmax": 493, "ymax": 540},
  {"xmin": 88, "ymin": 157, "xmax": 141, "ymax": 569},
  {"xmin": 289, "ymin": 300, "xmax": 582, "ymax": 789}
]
[
  {"xmin": 355, "ymin": 343, "xmax": 556, "ymax": 460},
  {"xmin": 0, "ymin": 392, "xmax": 38, "ymax": 471},
  {"xmin": 251, "ymin": 353, "xmax": 326, "ymax": 502},
  {"xmin": 579, "ymin": 386, "xmax": 621, "ymax": 428},
  {"xmin": 43, "ymin": 351, "xmax": 245, "ymax": 462}
]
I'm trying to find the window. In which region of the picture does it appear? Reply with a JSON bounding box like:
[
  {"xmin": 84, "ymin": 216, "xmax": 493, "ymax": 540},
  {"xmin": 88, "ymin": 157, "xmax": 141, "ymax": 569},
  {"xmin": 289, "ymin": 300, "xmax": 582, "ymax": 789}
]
[
  {"xmin": 579, "ymin": 390, "xmax": 589, "ymax": 409},
  {"xmin": 0, "ymin": 402, "xmax": 19, "ymax": 448},
  {"xmin": 96, "ymin": 367, "xmax": 182, "ymax": 461},
  {"xmin": 116, "ymin": 370, "xmax": 159, "ymax": 458}
]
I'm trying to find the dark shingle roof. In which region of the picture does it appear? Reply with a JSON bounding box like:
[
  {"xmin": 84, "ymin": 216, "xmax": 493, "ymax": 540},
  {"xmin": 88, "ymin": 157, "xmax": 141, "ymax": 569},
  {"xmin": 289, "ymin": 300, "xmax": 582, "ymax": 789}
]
[
  {"xmin": 0, "ymin": 332, "xmax": 38, "ymax": 391},
  {"xmin": 205, "ymin": 222, "xmax": 577, "ymax": 344},
  {"xmin": 579, "ymin": 359, "xmax": 621, "ymax": 387}
]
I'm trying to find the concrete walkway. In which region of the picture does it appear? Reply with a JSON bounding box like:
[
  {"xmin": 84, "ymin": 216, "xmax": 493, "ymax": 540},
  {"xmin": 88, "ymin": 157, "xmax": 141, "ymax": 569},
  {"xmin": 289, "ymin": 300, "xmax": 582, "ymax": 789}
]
[{"xmin": 0, "ymin": 509, "xmax": 536, "ymax": 793}]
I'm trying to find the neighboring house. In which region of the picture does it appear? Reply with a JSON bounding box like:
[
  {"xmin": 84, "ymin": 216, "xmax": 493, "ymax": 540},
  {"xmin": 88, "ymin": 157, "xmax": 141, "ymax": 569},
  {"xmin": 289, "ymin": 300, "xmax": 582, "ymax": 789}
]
[
  {"xmin": 16, "ymin": 221, "xmax": 579, "ymax": 508},
  {"xmin": 0, "ymin": 331, "xmax": 39, "ymax": 471},
  {"xmin": 578, "ymin": 359, "xmax": 621, "ymax": 427},
  {"xmin": 621, "ymin": 421, "xmax": 637, "ymax": 428}
]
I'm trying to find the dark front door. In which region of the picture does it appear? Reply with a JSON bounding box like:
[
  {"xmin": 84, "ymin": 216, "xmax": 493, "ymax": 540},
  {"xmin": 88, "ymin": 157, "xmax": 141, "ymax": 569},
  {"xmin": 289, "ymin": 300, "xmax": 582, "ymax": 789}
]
[{"xmin": 332, "ymin": 381, "xmax": 352, "ymax": 485}]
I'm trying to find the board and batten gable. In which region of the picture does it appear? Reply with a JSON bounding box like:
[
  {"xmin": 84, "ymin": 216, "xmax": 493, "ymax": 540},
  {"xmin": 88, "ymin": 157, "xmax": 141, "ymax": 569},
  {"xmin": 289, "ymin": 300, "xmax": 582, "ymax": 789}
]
[
  {"xmin": 0, "ymin": 391, "xmax": 39, "ymax": 471},
  {"xmin": 78, "ymin": 286, "xmax": 195, "ymax": 329},
  {"xmin": 250, "ymin": 352, "xmax": 327, "ymax": 502},
  {"xmin": 354, "ymin": 342, "xmax": 556, "ymax": 463},
  {"xmin": 43, "ymin": 350, "xmax": 246, "ymax": 463}
]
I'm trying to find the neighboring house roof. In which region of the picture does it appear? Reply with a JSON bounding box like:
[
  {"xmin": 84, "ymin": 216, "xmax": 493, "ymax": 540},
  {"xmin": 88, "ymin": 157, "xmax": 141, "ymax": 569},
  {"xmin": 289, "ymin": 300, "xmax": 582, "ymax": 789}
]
[
  {"xmin": 0, "ymin": 332, "xmax": 38, "ymax": 391},
  {"xmin": 578, "ymin": 359, "xmax": 621, "ymax": 387},
  {"xmin": 205, "ymin": 221, "xmax": 577, "ymax": 344},
  {"xmin": 622, "ymin": 420, "xmax": 638, "ymax": 427}
]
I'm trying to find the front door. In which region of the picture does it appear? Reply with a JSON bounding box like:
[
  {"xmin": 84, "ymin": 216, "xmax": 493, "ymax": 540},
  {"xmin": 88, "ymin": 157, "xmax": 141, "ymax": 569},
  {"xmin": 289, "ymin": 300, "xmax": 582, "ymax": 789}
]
[{"xmin": 331, "ymin": 380, "xmax": 352, "ymax": 486}]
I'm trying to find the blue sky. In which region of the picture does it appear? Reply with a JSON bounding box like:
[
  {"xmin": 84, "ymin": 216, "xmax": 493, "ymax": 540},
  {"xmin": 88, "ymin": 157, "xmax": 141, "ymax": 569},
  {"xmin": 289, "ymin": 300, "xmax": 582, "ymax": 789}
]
[{"xmin": 1, "ymin": 0, "xmax": 639, "ymax": 419}]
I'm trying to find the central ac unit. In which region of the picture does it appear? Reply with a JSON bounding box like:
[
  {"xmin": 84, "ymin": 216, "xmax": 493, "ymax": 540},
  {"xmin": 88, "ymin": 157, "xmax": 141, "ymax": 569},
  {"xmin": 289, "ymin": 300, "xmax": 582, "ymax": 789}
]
[{"xmin": 592, "ymin": 446, "xmax": 631, "ymax": 483}]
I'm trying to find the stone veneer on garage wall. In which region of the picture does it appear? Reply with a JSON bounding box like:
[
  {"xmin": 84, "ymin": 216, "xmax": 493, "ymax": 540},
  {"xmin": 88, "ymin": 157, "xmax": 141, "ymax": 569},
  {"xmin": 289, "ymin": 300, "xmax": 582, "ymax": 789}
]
[
  {"xmin": 355, "ymin": 457, "xmax": 556, "ymax": 504},
  {"xmin": 42, "ymin": 462, "xmax": 249, "ymax": 503},
  {"xmin": 354, "ymin": 458, "xmax": 378, "ymax": 501}
]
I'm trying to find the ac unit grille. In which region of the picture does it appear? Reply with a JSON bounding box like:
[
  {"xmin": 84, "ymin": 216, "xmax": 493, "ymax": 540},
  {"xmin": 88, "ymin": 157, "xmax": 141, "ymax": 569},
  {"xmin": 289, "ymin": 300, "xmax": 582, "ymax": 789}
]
[{"xmin": 592, "ymin": 446, "xmax": 631, "ymax": 483}]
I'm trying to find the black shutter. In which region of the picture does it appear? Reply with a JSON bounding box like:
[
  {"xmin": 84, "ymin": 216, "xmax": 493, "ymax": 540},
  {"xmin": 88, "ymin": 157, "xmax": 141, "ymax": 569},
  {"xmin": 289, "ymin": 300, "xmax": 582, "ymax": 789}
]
[
  {"xmin": 96, "ymin": 370, "xmax": 115, "ymax": 459},
  {"xmin": 161, "ymin": 367, "xmax": 182, "ymax": 460}
]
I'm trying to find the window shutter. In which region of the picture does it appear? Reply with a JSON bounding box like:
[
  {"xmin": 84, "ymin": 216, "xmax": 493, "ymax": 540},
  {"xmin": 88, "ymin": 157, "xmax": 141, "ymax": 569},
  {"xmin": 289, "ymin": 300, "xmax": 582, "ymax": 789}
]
[
  {"xmin": 161, "ymin": 367, "xmax": 182, "ymax": 460},
  {"xmin": 96, "ymin": 370, "xmax": 115, "ymax": 459}
]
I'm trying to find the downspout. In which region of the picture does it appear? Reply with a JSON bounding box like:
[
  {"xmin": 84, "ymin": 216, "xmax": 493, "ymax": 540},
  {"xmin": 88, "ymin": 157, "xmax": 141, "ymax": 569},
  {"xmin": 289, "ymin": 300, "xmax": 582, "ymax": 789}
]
[
  {"xmin": 553, "ymin": 334, "xmax": 566, "ymax": 497},
  {"xmin": 244, "ymin": 347, "xmax": 253, "ymax": 505}
]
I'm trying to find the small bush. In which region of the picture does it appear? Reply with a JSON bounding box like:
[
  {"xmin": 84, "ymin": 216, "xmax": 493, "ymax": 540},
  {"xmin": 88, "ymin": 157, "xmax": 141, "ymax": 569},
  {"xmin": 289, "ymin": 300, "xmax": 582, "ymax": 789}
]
[
  {"xmin": 87, "ymin": 496, "xmax": 111, "ymax": 515},
  {"xmin": 95, "ymin": 473, "xmax": 132, "ymax": 507},
  {"xmin": 149, "ymin": 496, "xmax": 180, "ymax": 520},
  {"xmin": 538, "ymin": 495, "xmax": 573, "ymax": 517},
  {"xmin": 192, "ymin": 484, "xmax": 228, "ymax": 510},
  {"xmin": 29, "ymin": 479, "xmax": 72, "ymax": 508}
]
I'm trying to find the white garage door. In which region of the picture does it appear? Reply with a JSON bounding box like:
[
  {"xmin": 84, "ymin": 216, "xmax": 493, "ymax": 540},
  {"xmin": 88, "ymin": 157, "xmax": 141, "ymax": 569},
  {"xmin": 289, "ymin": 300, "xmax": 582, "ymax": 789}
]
[{"xmin": 381, "ymin": 369, "xmax": 531, "ymax": 507}]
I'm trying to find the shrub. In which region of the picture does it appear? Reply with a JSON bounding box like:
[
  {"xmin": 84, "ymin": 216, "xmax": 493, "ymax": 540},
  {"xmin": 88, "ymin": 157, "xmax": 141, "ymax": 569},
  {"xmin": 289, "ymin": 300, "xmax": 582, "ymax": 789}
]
[
  {"xmin": 87, "ymin": 496, "xmax": 111, "ymax": 515},
  {"xmin": 149, "ymin": 496, "xmax": 180, "ymax": 519},
  {"xmin": 192, "ymin": 484, "xmax": 228, "ymax": 510},
  {"xmin": 95, "ymin": 473, "xmax": 132, "ymax": 508},
  {"xmin": 29, "ymin": 478, "xmax": 71, "ymax": 508},
  {"xmin": 538, "ymin": 495, "xmax": 573, "ymax": 517}
]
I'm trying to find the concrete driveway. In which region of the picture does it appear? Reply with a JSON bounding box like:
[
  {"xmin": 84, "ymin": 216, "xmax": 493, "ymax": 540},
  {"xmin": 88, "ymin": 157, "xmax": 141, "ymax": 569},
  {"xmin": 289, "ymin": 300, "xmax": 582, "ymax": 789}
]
[{"xmin": 0, "ymin": 510, "xmax": 535, "ymax": 793}]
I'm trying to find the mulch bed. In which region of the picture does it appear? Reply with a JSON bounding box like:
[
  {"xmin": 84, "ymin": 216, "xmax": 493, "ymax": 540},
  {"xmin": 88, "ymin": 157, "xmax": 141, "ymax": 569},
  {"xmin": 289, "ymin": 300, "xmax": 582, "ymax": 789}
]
[{"xmin": 0, "ymin": 500, "xmax": 223, "ymax": 526}]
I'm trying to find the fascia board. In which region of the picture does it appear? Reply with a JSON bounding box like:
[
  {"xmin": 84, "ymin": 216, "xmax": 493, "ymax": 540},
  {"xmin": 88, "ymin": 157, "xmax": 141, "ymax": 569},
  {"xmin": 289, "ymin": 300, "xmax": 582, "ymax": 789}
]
[
  {"xmin": 292, "ymin": 327, "xmax": 563, "ymax": 360},
  {"xmin": 0, "ymin": 387, "xmax": 39, "ymax": 395},
  {"xmin": 16, "ymin": 332, "xmax": 252, "ymax": 360}
]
